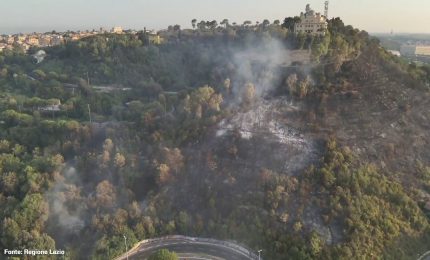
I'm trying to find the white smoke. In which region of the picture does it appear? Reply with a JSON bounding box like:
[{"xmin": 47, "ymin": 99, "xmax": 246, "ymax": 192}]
[
  {"xmin": 47, "ymin": 166, "xmax": 85, "ymax": 232},
  {"xmin": 230, "ymin": 38, "xmax": 291, "ymax": 100}
]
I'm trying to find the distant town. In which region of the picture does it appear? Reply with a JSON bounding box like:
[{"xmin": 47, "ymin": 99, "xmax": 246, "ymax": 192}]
[
  {"xmin": 0, "ymin": 26, "xmax": 160, "ymax": 53},
  {"xmin": 377, "ymin": 33, "xmax": 430, "ymax": 64}
]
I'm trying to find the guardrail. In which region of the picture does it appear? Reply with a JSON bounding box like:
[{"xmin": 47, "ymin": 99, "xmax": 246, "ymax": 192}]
[
  {"xmin": 116, "ymin": 235, "xmax": 260, "ymax": 260},
  {"xmin": 418, "ymin": 250, "xmax": 430, "ymax": 260}
]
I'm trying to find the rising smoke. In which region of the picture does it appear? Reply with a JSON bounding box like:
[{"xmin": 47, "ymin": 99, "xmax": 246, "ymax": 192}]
[
  {"xmin": 229, "ymin": 37, "xmax": 292, "ymax": 102},
  {"xmin": 46, "ymin": 166, "xmax": 85, "ymax": 232}
]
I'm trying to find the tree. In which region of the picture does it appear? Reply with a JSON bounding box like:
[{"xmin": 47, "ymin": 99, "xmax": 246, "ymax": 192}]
[
  {"xmin": 1, "ymin": 172, "xmax": 18, "ymax": 195},
  {"xmin": 32, "ymin": 69, "xmax": 46, "ymax": 80},
  {"xmin": 176, "ymin": 211, "xmax": 190, "ymax": 233},
  {"xmin": 95, "ymin": 180, "xmax": 117, "ymax": 208},
  {"xmin": 309, "ymin": 231, "xmax": 323, "ymax": 256},
  {"xmin": 1, "ymin": 218, "xmax": 21, "ymax": 248},
  {"xmin": 148, "ymin": 249, "xmax": 178, "ymax": 260},
  {"xmin": 312, "ymin": 34, "xmax": 331, "ymax": 62},
  {"xmin": 242, "ymin": 83, "xmax": 256, "ymax": 105},
  {"xmin": 274, "ymin": 20, "xmax": 281, "ymax": 26},
  {"xmin": 286, "ymin": 73, "xmax": 298, "ymax": 95},
  {"xmin": 262, "ymin": 19, "xmax": 271, "ymax": 28},
  {"xmin": 173, "ymin": 24, "xmax": 181, "ymax": 31},
  {"xmin": 243, "ymin": 20, "xmax": 252, "ymax": 27},
  {"xmin": 298, "ymin": 76, "xmax": 311, "ymax": 98},
  {"xmin": 208, "ymin": 20, "xmax": 218, "ymax": 30},
  {"xmin": 101, "ymin": 150, "xmax": 111, "ymax": 168},
  {"xmin": 220, "ymin": 19, "xmax": 229, "ymax": 28},
  {"xmin": 13, "ymin": 193, "xmax": 49, "ymax": 231},
  {"xmin": 157, "ymin": 164, "xmax": 171, "ymax": 185},
  {"xmin": 191, "ymin": 19, "xmax": 197, "ymax": 29},
  {"xmin": 282, "ymin": 16, "xmax": 301, "ymax": 31},
  {"xmin": 184, "ymin": 86, "xmax": 223, "ymax": 118},
  {"xmin": 161, "ymin": 147, "xmax": 184, "ymax": 174},
  {"xmin": 293, "ymin": 221, "xmax": 303, "ymax": 232},
  {"xmin": 101, "ymin": 139, "xmax": 114, "ymax": 167},
  {"xmin": 197, "ymin": 20, "xmax": 206, "ymax": 30},
  {"xmin": 114, "ymin": 153, "xmax": 126, "ymax": 168},
  {"xmin": 223, "ymin": 78, "xmax": 231, "ymax": 93},
  {"xmin": 103, "ymin": 138, "xmax": 114, "ymax": 153}
]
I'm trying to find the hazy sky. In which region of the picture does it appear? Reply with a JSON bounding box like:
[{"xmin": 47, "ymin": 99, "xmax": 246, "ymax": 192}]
[{"xmin": 1, "ymin": 0, "xmax": 429, "ymax": 34}]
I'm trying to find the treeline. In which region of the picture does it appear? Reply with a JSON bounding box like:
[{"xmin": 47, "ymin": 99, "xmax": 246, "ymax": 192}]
[{"xmin": 0, "ymin": 140, "xmax": 64, "ymax": 258}]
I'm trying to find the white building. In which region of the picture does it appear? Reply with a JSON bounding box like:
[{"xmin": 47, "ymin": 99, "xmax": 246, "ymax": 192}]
[
  {"xmin": 295, "ymin": 4, "xmax": 327, "ymax": 36},
  {"xmin": 387, "ymin": 50, "xmax": 401, "ymax": 57},
  {"xmin": 400, "ymin": 45, "xmax": 430, "ymax": 57},
  {"xmin": 111, "ymin": 26, "xmax": 123, "ymax": 34}
]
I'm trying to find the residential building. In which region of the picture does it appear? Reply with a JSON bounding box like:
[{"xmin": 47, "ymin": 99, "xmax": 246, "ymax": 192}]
[
  {"xmin": 6, "ymin": 36, "xmax": 15, "ymax": 44},
  {"xmin": 39, "ymin": 35, "xmax": 52, "ymax": 46},
  {"xmin": 51, "ymin": 35, "xmax": 64, "ymax": 46},
  {"xmin": 21, "ymin": 43, "xmax": 31, "ymax": 52},
  {"xmin": 26, "ymin": 36, "xmax": 39, "ymax": 46},
  {"xmin": 294, "ymin": 4, "xmax": 328, "ymax": 36},
  {"xmin": 145, "ymin": 29, "xmax": 163, "ymax": 45},
  {"xmin": 15, "ymin": 35, "xmax": 26, "ymax": 43},
  {"xmin": 38, "ymin": 99, "xmax": 61, "ymax": 112}
]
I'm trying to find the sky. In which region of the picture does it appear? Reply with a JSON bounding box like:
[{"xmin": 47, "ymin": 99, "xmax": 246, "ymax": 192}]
[{"xmin": 1, "ymin": 0, "xmax": 429, "ymax": 34}]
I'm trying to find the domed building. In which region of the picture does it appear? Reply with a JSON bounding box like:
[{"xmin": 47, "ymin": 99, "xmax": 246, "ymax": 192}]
[{"xmin": 294, "ymin": 4, "xmax": 328, "ymax": 36}]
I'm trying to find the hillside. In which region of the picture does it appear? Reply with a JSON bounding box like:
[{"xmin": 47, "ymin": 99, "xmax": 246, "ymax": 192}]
[{"xmin": 0, "ymin": 18, "xmax": 429, "ymax": 259}]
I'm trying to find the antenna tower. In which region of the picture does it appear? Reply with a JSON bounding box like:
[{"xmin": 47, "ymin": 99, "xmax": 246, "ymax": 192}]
[{"xmin": 324, "ymin": 1, "xmax": 329, "ymax": 19}]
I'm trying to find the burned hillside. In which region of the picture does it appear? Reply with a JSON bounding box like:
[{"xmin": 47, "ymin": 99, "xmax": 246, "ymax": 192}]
[{"xmin": 0, "ymin": 16, "xmax": 430, "ymax": 260}]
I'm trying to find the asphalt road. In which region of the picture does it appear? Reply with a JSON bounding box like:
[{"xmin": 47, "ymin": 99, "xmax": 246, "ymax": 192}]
[
  {"xmin": 418, "ymin": 250, "xmax": 430, "ymax": 260},
  {"xmin": 119, "ymin": 237, "xmax": 256, "ymax": 260}
]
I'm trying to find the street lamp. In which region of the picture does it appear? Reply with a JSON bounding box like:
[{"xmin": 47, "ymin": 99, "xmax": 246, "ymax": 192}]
[
  {"xmin": 258, "ymin": 249, "xmax": 262, "ymax": 260},
  {"xmin": 123, "ymin": 235, "xmax": 129, "ymax": 260}
]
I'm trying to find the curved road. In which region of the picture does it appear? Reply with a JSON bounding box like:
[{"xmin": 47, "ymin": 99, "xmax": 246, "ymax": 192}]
[
  {"xmin": 418, "ymin": 250, "xmax": 430, "ymax": 260},
  {"xmin": 116, "ymin": 236, "xmax": 259, "ymax": 260}
]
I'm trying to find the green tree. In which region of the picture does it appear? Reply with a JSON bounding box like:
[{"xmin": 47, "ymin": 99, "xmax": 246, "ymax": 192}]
[
  {"xmin": 148, "ymin": 249, "xmax": 178, "ymax": 260},
  {"xmin": 262, "ymin": 19, "xmax": 271, "ymax": 29},
  {"xmin": 243, "ymin": 20, "xmax": 252, "ymax": 27},
  {"xmin": 309, "ymin": 231, "xmax": 323, "ymax": 256},
  {"xmin": 282, "ymin": 16, "xmax": 301, "ymax": 31}
]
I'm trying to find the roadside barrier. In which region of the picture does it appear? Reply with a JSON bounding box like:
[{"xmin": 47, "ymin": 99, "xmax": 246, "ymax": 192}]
[{"xmin": 116, "ymin": 235, "xmax": 260, "ymax": 260}]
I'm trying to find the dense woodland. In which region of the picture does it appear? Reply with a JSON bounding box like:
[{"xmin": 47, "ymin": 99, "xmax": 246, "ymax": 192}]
[{"xmin": 0, "ymin": 18, "xmax": 430, "ymax": 259}]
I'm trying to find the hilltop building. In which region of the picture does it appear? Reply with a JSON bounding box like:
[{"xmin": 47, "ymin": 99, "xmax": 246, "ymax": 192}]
[
  {"xmin": 111, "ymin": 26, "xmax": 123, "ymax": 34},
  {"xmin": 295, "ymin": 4, "xmax": 328, "ymax": 36}
]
